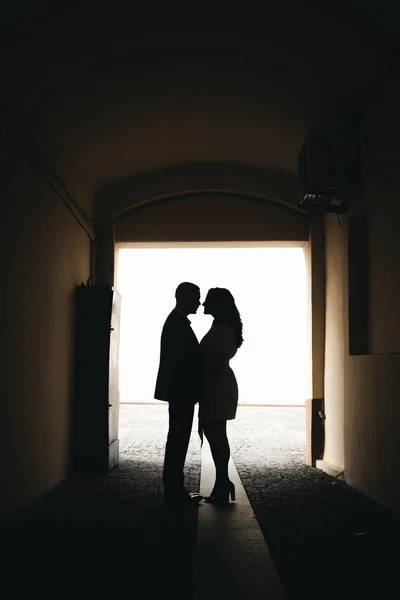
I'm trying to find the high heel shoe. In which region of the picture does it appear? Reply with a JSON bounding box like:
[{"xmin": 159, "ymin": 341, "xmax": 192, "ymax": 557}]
[{"xmin": 204, "ymin": 480, "xmax": 236, "ymax": 504}]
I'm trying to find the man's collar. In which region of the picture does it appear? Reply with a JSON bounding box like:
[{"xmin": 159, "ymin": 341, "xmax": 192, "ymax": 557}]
[{"xmin": 174, "ymin": 307, "xmax": 191, "ymax": 322}]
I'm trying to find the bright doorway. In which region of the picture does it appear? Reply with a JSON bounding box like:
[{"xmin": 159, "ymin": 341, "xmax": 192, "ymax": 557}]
[{"xmin": 115, "ymin": 243, "xmax": 311, "ymax": 407}]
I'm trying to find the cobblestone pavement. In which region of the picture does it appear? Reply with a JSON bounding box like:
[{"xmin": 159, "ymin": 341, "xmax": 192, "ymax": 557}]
[
  {"xmin": 1, "ymin": 403, "xmax": 201, "ymax": 598},
  {"xmin": 1, "ymin": 404, "xmax": 399, "ymax": 599},
  {"xmin": 228, "ymin": 405, "xmax": 400, "ymax": 600}
]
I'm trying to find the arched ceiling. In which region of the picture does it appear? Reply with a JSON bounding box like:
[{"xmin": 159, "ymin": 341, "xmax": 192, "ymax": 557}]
[{"xmin": 1, "ymin": 3, "xmax": 398, "ymax": 192}]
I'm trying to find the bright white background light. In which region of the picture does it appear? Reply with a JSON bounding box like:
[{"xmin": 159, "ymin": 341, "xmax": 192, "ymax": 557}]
[{"xmin": 116, "ymin": 246, "xmax": 310, "ymax": 405}]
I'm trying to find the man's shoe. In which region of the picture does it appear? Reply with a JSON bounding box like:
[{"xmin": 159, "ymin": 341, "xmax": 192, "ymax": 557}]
[
  {"xmin": 164, "ymin": 491, "xmax": 203, "ymax": 511},
  {"xmin": 187, "ymin": 492, "xmax": 203, "ymax": 504}
]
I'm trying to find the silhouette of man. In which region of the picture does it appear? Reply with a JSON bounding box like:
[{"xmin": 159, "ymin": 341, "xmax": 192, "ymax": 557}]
[{"xmin": 155, "ymin": 282, "xmax": 203, "ymax": 509}]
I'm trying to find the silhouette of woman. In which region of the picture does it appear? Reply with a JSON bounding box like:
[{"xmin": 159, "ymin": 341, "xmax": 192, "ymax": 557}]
[{"xmin": 199, "ymin": 287, "xmax": 244, "ymax": 504}]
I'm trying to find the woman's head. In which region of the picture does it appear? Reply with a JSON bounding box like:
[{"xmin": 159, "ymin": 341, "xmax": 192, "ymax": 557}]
[
  {"xmin": 203, "ymin": 288, "xmax": 235, "ymax": 317},
  {"xmin": 203, "ymin": 287, "xmax": 244, "ymax": 347}
]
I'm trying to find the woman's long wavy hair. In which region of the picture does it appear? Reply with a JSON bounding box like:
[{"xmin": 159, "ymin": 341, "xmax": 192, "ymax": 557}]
[{"xmin": 207, "ymin": 287, "xmax": 244, "ymax": 348}]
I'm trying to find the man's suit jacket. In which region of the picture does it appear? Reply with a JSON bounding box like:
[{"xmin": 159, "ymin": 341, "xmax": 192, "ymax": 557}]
[{"xmin": 155, "ymin": 309, "xmax": 202, "ymax": 403}]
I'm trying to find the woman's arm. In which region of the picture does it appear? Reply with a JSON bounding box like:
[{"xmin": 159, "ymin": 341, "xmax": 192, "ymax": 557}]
[{"xmin": 202, "ymin": 326, "xmax": 236, "ymax": 385}]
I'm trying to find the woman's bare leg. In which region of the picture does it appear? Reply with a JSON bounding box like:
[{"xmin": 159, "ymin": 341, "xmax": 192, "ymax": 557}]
[{"xmin": 203, "ymin": 419, "xmax": 230, "ymax": 483}]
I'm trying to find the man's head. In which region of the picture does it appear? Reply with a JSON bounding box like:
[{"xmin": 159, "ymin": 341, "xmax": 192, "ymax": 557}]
[{"xmin": 175, "ymin": 282, "xmax": 201, "ymax": 316}]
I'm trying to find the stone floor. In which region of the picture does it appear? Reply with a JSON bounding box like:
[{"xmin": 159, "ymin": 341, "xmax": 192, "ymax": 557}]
[
  {"xmin": 1, "ymin": 404, "xmax": 399, "ymax": 599},
  {"xmin": 229, "ymin": 406, "xmax": 399, "ymax": 599}
]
